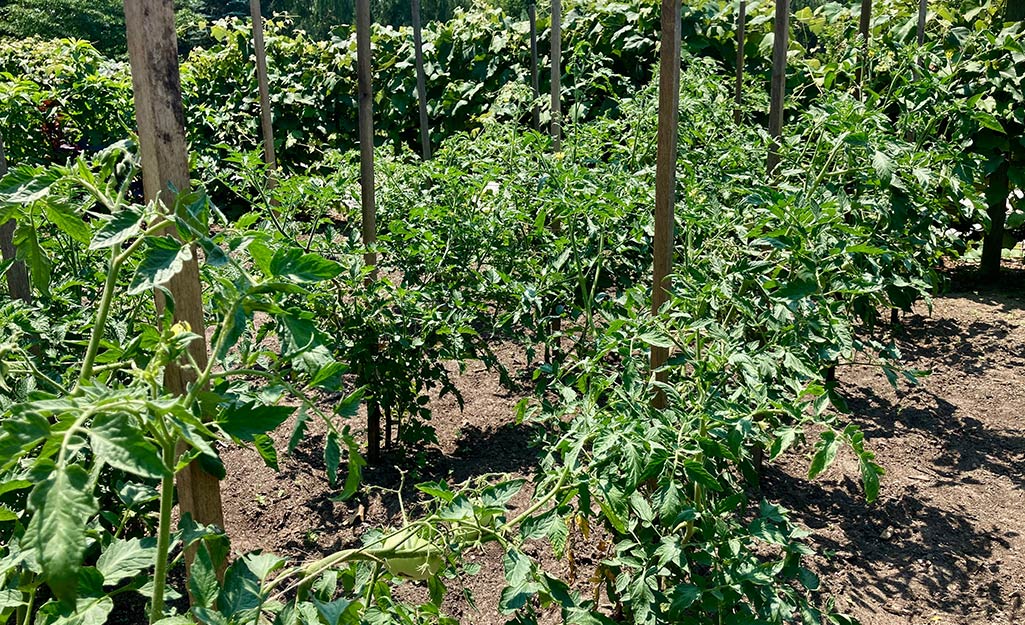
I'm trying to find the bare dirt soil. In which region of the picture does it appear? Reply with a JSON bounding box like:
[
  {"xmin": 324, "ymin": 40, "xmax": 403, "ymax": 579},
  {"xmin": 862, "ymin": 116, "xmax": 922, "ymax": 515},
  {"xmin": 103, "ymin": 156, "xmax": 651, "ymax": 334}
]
[{"xmin": 217, "ymin": 267, "xmax": 1025, "ymax": 625}]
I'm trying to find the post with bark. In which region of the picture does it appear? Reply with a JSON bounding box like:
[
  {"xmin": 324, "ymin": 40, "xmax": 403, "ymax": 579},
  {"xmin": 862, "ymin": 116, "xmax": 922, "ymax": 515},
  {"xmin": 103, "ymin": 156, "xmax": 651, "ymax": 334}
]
[
  {"xmin": 550, "ymin": 0, "xmax": 562, "ymax": 152},
  {"xmin": 766, "ymin": 0, "xmax": 790, "ymax": 176},
  {"xmin": 356, "ymin": 0, "xmax": 383, "ymax": 461},
  {"xmin": 651, "ymin": 0, "xmax": 681, "ymax": 410},
  {"xmin": 0, "ymin": 132, "xmax": 31, "ymax": 303},
  {"xmin": 412, "ymin": 0, "xmax": 432, "ymax": 159},
  {"xmin": 123, "ymin": 0, "xmax": 225, "ymax": 557},
  {"xmin": 734, "ymin": 0, "xmax": 747, "ymax": 124},
  {"xmin": 856, "ymin": 0, "xmax": 872, "ymax": 93},
  {"xmin": 250, "ymin": 0, "xmax": 277, "ymax": 186},
  {"xmin": 529, "ymin": 3, "xmax": 540, "ymax": 130}
]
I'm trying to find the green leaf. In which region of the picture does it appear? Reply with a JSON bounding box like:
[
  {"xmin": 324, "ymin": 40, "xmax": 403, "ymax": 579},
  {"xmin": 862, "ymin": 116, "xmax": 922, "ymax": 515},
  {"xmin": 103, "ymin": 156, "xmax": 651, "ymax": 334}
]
[
  {"xmin": 974, "ymin": 111, "xmax": 1005, "ymax": 133},
  {"xmin": 871, "ymin": 150, "xmax": 895, "ymax": 185},
  {"xmin": 252, "ymin": 434, "xmax": 279, "ymax": 471},
  {"xmin": 520, "ymin": 509, "xmax": 558, "ymax": 541},
  {"xmin": 324, "ymin": 430, "xmax": 341, "ymax": 487},
  {"xmin": 480, "ymin": 478, "xmax": 525, "ymax": 508},
  {"xmin": 90, "ymin": 205, "xmax": 143, "ymax": 249},
  {"xmin": 128, "ymin": 236, "xmax": 193, "ymax": 295},
  {"xmin": 808, "ymin": 431, "xmax": 841, "ymax": 480},
  {"xmin": 217, "ymin": 402, "xmax": 294, "ymax": 441},
  {"xmin": 189, "ymin": 543, "xmax": 220, "ymax": 609},
  {"xmin": 0, "ymin": 165, "xmax": 62, "ymax": 204},
  {"xmin": 89, "ymin": 412, "xmax": 165, "ymax": 479},
  {"xmin": 45, "ymin": 201, "xmax": 91, "ymax": 245},
  {"xmin": 218, "ymin": 560, "xmax": 261, "ymax": 618},
  {"xmin": 313, "ymin": 597, "xmax": 354, "ymax": 625},
  {"xmin": 859, "ymin": 458, "xmax": 884, "ymax": 503},
  {"xmin": 26, "ymin": 463, "xmax": 98, "ymax": 602},
  {"xmin": 684, "ymin": 460, "xmax": 722, "ymax": 492},
  {"xmin": 96, "ymin": 537, "xmax": 156, "ymax": 585},
  {"xmin": 243, "ymin": 553, "xmax": 286, "ymax": 581},
  {"xmin": 269, "ymin": 248, "xmax": 343, "ymax": 283},
  {"xmin": 502, "ymin": 549, "xmax": 531, "ymax": 587},
  {"xmin": 13, "ymin": 220, "xmax": 50, "ymax": 294}
]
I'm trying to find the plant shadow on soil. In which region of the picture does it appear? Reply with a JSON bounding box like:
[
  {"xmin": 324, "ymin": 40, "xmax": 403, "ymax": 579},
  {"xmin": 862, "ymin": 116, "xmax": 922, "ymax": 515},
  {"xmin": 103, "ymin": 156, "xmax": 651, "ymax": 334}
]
[{"xmin": 764, "ymin": 269, "xmax": 1025, "ymax": 624}]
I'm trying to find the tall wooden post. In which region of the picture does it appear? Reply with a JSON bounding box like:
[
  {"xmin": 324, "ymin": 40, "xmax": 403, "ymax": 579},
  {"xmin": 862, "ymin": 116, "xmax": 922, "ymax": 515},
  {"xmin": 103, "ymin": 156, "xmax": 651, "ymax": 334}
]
[
  {"xmin": 0, "ymin": 131, "xmax": 31, "ymax": 303},
  {"xmin": 529, "ymin": 3, "xmax": 540, "ymax": 130},
  {"xmin": 734, "ymin": 0, "xmax": 747, "ymax": 125},
  {"xmin": 650, "ymin": 0, "xmax": 681, "ymax": 409},
  {"xmin": 916, "ymin": 0, "xmax": 927, "ymax": 45},
  {"xmin": 766, "ymin": 0, "xmax": 790, "ymax": 175},
  {"xmin": 412, "ymin": 0, "xmax": 431, "ymax": 159},
  {"xmin": 550, "ymin": 0, "xmax": 562, "ymax": 152},
  {"xmin": 356, "ymin": 0, "xmax": 382, "ymax": 461},
  {"xmin": 123, "ymin": 0, "xmax": 225, "ymax": 544},
  {"xmin": 250, "ymin": 0, "xmax": 277, "ymax": 183},
  {"xmin": 856, "ymin": 0, "xmax": 872, "ymax": 92}
]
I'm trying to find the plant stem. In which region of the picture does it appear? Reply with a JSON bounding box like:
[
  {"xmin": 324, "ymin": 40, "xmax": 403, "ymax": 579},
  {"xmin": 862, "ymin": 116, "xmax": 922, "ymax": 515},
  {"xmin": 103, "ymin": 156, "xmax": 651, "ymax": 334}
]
[
  {"xmin": 149, "ymin": 438, "xmax": 177, "ymax": 624},
  {"xmin": 76, "ymin": 247, "xmax": 121, "ymax": 389}
]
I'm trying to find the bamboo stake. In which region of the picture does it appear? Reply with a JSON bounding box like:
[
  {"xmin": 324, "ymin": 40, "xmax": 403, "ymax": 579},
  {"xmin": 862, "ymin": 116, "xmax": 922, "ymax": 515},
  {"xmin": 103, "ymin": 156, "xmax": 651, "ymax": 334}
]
[
  {"xmin": 356, "ymin": 0, "xmax": 382, "ymax": 462},
  {"xmin": 123, "ymin": 0, "xmax": 225, "ymax": 560},
  {"xmin": 250, "ymin": 0, "xmax": 277, "ymax": 184},
  {"xmin": 0, "ymin": 131, "xmax": 31, "ymax": 303},
  {"xmin": 412, "ymin": 0, "xmax": 432, "ymax": 159},
  {"xmin": 651, "ymin": 0, "xmax": 681, "ymax": 409},
  {"xmin": 529, "ymin": 3, "xmax": 540, "ymax": 130},
  {"xmin": 766, "ymin": 0, "xmax": 790, "ymax": 175},
  {"xmin": 550, "ymin": 0, "xmax": 562, "ymax": 152},
  {"xmin": 734, "ymin": 0, "xmax": 747, "ymax": 125}
]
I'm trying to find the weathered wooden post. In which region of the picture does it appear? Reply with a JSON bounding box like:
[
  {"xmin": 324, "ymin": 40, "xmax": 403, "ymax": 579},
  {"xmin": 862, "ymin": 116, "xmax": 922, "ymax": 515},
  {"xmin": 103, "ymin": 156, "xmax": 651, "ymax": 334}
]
[
  {"xmin": 766, "ymin": 0, "xmax": 790, "ymax": 175},
  {"xmin": 734, "ymin": 0, "xmax": 747, "ymax": 124},
  {"xmin": 250, "ymin": 0, "xmax": 277, "ymax": 184},
  {"xmin": 0, "ymin": 131, "xmax": 31, "ymax": 303},
  {"xmin": 412, "ymin": 0, "xmax": 432, "ymax": 159},
  {"xmin": 123, "ymin": 0, "xmax": 225, "ymax": 558},
  {"xmin": 856, "ymin": 0, "xmax": 872, "ymax": 92},
  {"xmin": 651, "ymin": 0, "xmax": 681, "ymax": 409},
  {"xmin": 355, "ymin": 0, "xmax": 383, "ymax": 460},
  {"xmin": 550, "ymin": 0, "xmax": 562, "ymax": 152},
  {"xmin": 529, "ymin": 3, "xmax": 540, "ymax": 130}
]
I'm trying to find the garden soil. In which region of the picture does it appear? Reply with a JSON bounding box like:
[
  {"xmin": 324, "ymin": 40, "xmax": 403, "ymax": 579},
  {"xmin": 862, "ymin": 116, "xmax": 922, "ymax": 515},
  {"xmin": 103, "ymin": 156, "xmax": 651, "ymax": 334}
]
[{"xmin": 216, "ymin": 265, "xmax": 1025, "ymax": 625}]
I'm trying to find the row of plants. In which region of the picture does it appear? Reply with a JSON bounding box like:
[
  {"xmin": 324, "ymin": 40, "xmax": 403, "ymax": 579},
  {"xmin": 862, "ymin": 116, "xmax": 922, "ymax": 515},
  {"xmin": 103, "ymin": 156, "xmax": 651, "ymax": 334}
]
[
  {"xmin": 0, "ymin": 40, "xmax": 979, "ymax": 622},
  {"xmin": 2, "ymin": 0, "xmax": 1018, "ymax": 262}
]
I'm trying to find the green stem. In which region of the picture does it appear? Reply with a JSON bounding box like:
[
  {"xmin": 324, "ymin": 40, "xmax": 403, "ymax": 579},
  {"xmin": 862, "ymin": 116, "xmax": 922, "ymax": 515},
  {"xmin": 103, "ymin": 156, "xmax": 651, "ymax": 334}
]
[
  {"xmin": 76, "ymin": 247, "xmax": 121, "ymax": 389},
  {"xmin": 149, "ymin": 438, "xmax": 177, "ymax": 624}
]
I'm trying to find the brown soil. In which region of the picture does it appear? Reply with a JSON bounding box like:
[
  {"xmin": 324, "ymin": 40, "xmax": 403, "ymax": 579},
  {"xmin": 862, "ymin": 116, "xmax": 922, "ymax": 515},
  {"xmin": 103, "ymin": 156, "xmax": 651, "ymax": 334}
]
[
  {"xmin": 765, "ymin": 267, "xmax": 1025, "ymax": 625},
  {"xmin": 215, "ymin": 268, "xmax": 1025, "ymax": 625}
]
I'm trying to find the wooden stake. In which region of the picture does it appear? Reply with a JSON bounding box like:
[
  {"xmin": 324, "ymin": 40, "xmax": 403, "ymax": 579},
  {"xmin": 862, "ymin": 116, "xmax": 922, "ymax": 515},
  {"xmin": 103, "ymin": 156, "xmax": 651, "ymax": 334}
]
[
  {"xmin": 651, "ymin": 0, "xmax": 681, "ymax": 409},
  {"xmin": 734, "ymin": 0, "xmax": 747, "ymax": 125},
  {"xmin": 533, "ymin": 3, "xmax": 541, "ymax": 130},
  {"xmin": 0, "ymin": 131, "xmax": 32, "ymax": 303},
  {"xmin": 123, "ymin": 0, "xmax": 225, "ymax": 548},
  {"xmin": 356, "ymin": 0, "xmax": 382, "ymax": 462},
  {"xmin": 550, "ymin": 0, "xmax": 562, "ymax": 152},
  {"xmin": 916, "ymin": 0, "xmax": 927, "ymax": 45},
  {"xmin": 856, "ymin": 0, "xmax": 872, "ymax": 91},
  {"xmin": 766, "ymin": 0, "xmax": 790, "ymax": 176},
  {"xmin": 250, "ymin": 0, "xmax": 277, "ymax": 183},
  {"xmin": 412, "ymin": 0, "xmax": 431, "ymax": 159},
  {"xmin": 529, "ymin": 3, "xmax": 540, "ymax": 131}
]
